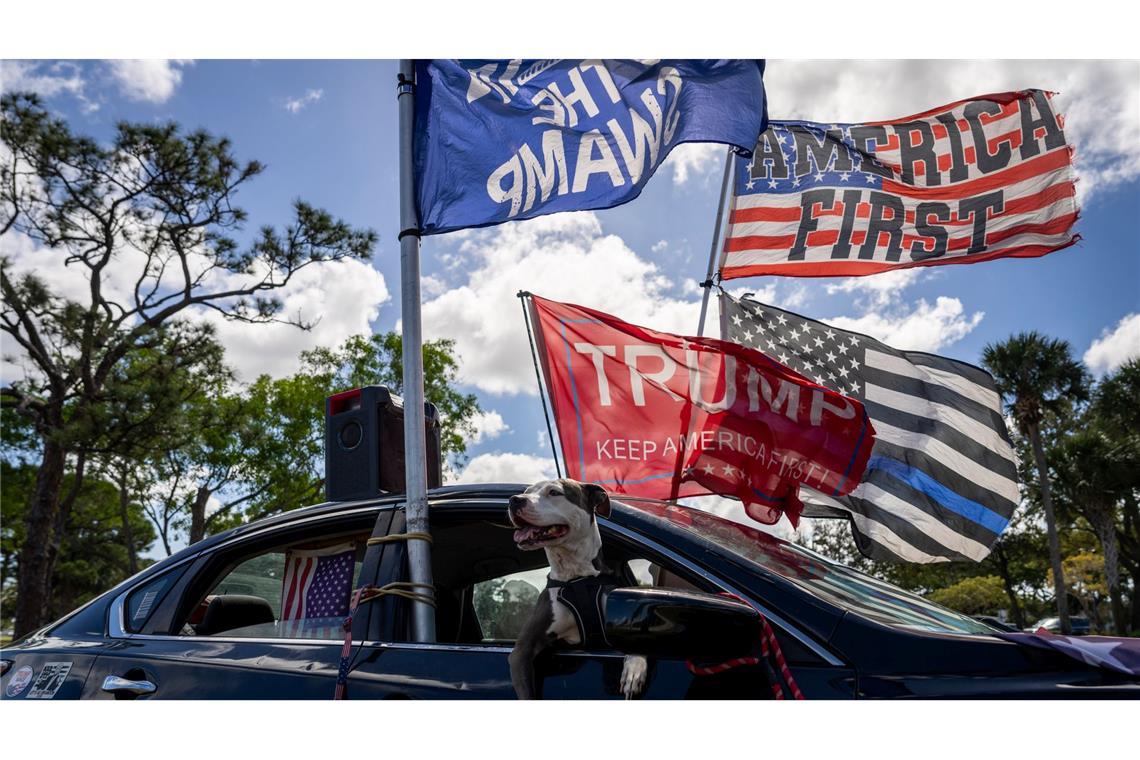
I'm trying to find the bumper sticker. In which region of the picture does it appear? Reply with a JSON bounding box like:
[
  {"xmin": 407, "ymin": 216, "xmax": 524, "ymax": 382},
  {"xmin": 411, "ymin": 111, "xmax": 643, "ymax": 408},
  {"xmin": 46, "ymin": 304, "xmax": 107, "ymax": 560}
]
[
  {"xmin": 26, "ymin": 662, "xmax": 72, "ymax": 699},
  {"xmin": 5, "ymin": 665, "xmax": 35, "ymax": 698}
]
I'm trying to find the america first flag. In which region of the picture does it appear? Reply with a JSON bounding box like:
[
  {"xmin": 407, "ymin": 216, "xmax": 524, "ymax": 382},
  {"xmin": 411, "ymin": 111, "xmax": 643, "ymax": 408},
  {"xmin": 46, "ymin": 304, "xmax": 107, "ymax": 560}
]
[{"xmin": 720, "ymin": 90, "xmax": 1078, "ymax": 278}]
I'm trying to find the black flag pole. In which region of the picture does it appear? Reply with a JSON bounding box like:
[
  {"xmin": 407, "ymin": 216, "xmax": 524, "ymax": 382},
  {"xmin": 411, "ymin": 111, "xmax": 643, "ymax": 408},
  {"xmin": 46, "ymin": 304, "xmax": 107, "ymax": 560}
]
[{"xmin": 518, "ymin": 291, "xmax": 563, "ymax": 479}]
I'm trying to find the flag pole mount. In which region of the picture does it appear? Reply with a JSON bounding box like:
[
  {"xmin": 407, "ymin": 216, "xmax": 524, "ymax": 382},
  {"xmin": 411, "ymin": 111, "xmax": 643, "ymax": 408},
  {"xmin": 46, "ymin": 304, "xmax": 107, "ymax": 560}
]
[{"xmin": 397, "ymin": 59, "xmax": 436, "ymax": 643}]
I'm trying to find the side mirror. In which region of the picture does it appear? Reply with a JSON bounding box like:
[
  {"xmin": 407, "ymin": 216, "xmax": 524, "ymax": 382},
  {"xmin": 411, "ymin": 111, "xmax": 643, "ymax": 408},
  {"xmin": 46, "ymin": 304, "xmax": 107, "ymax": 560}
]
[{"xmin": 604, "ymin": 587, "xmax": 760, "ymax": 660}]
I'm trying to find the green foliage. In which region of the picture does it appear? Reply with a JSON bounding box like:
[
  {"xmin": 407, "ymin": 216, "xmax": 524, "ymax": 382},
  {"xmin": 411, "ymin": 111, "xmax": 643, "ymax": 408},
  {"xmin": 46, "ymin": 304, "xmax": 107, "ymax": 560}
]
[
  {"xmin": 927, "ymin": 575, "xmax": 1008, "ymax": 616},
  {"xmin": 1091, "ymin": 359, "xmax": 1140, "ymax": 440},
  {"xmin": 134, "ymin": 330, "xmax": 482, "ymax": 549},
  {"xmin": 2, "ymin": 91, "xmax": 378, "ymax": 634},
  {"xmin": 981, "ymin": 331, "xmax": 1089, "ymax": 435},
  {"xmin": 1, "ymin": 461, "xmax": 155, "ymax": 626},
  {"xmin": 302, "ymin": 332, "xmax": 480, "ymax": 462}
]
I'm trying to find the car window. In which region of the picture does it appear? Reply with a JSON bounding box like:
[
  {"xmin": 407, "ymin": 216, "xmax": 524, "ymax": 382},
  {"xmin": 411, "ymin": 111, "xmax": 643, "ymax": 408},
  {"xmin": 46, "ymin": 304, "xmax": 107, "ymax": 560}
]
[
  {"xmin": 181, "ymin": 540, "xmax": 366, "ymax": 640},
  {"xmin": 124, "ymin": 567, "xmax": 185, "ymax": 633},
  {"xmin": 471, "ymin": 559, "xmax": 661, "ymax": 642},
  {"xmin": 635, "ymin": 501, "xmax": 995, "ymax": 636},
  {"xmin": 472, "ymin": 567, "xmax": 546, "ymax": 642},
  {"xmin": 428, "ymin": 514, "xmax": 711, "ymax": 647}
]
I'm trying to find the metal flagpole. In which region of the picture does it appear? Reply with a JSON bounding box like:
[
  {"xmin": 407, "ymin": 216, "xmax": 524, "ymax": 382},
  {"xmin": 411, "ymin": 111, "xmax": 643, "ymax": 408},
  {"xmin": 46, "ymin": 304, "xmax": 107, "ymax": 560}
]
[
  {"xmin": 518, "ymin": 291, "xmax": 563, "ymax": 479},
  {"xmin": 695, "ymin": 145, "xmax": 736, "ymax": 336},
  {"xmin": 397, "ymin": 59, "xmax": 435, "ymax": 642}
]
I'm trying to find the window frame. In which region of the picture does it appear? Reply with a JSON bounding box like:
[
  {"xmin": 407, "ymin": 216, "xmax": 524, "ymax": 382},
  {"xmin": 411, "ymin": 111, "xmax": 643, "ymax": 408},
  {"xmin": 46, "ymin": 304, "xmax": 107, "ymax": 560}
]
[
  {"xmin": 108, "ymin": 504, "xmax": 391, "ymax": 646},
  {"xmin": 376, "ymin": 503, "xmax": 841, "ymax": 667}
]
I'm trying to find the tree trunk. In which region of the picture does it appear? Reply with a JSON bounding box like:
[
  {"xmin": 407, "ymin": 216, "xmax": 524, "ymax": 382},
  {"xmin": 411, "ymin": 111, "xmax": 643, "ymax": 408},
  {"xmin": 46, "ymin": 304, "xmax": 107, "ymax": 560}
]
[
  {"xmin": 117, "ymin": 466, "xmax": 138, "ymax": 576},
  {"xmin": 1028, "ymin": 422, "xmax": 1071, "ymax": 635},
  {"xmin": 1089, "ymin": 507, "xmax": 1127, "ymax": 636},
  {"xmin": 14, "ymin": 436, "xmax": 66, "ymax": 638},
  {"xmin": 992, "ymin": 544, "xmax": 1026, "ymax": 629},
  {"xmin": 44, "ymin": 449, "xmax": 87, "ymax": 622},
  {"xmin": 189, "ymin": 485, "xmax": 212, "ymax": 544}
]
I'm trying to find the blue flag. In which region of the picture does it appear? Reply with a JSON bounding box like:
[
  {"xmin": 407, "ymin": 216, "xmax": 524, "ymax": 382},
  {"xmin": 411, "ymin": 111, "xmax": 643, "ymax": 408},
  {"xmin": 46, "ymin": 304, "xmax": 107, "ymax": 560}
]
[{"xmin": 413, "ymin": 60, "xmax": 767, "ymax": 235}]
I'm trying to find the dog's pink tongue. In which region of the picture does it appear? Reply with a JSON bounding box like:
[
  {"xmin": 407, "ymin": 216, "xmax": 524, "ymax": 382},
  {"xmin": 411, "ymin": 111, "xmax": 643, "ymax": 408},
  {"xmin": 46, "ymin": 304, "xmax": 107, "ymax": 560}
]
[{"xmin": 513, "ymin": 527, "xmax": 535, "ymax": 543}]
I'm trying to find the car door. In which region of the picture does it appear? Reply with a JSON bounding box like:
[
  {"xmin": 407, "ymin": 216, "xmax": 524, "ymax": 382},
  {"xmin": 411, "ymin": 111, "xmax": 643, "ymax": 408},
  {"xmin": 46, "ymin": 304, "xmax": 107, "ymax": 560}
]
[
  {"xmin": 341, "ymin": 503, "xmax": 767, "ymax": 699},
  {"xmin": 1, "ymin": 594, "xmax": 115, "ymax": 701},
  {"xmin": 85, "ymin": 505, "xmax": 403, "ymax": 700}
]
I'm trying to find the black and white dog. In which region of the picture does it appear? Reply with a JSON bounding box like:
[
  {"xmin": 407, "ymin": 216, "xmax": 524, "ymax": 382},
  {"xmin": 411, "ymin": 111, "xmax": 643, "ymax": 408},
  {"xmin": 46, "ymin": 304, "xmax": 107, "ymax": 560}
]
[{"xmin": 507, "ymin": 478, "xmax": 648, "ymax": 700}]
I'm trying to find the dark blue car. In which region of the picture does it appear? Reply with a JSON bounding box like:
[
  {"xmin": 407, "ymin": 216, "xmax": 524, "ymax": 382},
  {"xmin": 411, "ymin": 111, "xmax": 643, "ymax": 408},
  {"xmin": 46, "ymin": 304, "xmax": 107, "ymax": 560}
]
[{"xmin": 3, "ymin": 485, "xmax": 1138, "ymax": 699}]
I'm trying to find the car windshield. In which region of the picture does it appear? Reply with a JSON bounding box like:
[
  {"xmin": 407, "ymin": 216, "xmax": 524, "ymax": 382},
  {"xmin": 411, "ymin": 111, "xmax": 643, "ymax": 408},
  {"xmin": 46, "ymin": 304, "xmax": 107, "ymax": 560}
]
[{"xmin": 623, "ymin": 500, "xmax": 996, "ymax": 636}]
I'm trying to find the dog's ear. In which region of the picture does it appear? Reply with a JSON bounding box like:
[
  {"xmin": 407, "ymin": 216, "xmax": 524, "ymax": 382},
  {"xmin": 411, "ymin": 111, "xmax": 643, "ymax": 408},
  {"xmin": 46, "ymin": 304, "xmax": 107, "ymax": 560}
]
[{"xmin": 583, "ymin": 483, "xmax": 611, "ymax": 519}]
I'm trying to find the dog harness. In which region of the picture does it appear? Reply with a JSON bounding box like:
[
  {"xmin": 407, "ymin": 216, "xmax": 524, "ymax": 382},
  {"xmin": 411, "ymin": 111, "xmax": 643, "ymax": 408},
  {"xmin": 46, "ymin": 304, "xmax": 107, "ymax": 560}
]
[{"xmin": 546, "ymin": 572, "xmax": 624, "ymax": 650}]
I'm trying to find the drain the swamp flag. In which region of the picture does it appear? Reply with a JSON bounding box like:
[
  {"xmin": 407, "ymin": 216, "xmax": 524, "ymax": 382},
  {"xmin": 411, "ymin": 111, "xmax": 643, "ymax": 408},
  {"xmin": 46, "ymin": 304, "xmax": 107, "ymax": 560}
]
[
  {"xmin": 720, "ymin": 90, "xmax": 1078, "ymax": 278},
  {"xmin": 527, "ymin": 295, "xmax": 876, "ymax": 527},
  {"xmin": 413, "ymin": 60, "xmax": 767, "ymax": 235}
]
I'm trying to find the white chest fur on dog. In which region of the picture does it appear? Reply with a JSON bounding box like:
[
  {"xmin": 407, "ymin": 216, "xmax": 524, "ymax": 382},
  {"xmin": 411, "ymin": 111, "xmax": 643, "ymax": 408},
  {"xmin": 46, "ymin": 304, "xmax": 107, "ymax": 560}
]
[
  {"xmin": 506, "ymin": 479, "xmax": 649, "ymax": 699},
  {"xmin": 545, "ymin": 588, "xmax": 582, "ymax": 646}
]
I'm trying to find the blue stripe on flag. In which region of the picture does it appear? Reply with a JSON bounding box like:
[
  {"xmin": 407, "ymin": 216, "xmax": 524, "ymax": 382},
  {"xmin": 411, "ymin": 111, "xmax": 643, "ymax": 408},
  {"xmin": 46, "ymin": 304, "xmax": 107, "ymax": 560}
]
[
  {"xmin": 832, "ymin": 413, "xmax": 869, "ymax": 497},
  {"xmin": 868, "ymin": 456, "xmax": 1011, "ymax": 534}
]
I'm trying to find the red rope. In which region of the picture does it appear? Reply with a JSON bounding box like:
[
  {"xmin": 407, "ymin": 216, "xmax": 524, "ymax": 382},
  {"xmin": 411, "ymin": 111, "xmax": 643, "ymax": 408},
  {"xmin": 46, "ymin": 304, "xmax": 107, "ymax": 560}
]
[
  {"xmin": 761, "ymin": 617, "xmax": 805, "ymax": 700},
  {"xmin": 685, "ymin": 593, "xmax": 805, "ymax": 700}
]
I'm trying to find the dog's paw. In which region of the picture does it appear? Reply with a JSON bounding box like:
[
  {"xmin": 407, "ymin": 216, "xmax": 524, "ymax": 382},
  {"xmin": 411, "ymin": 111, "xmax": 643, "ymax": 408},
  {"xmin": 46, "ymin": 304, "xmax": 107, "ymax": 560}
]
[{"xmin": 620, "ymin": 655, "xmax": 648, "ymax": 699}]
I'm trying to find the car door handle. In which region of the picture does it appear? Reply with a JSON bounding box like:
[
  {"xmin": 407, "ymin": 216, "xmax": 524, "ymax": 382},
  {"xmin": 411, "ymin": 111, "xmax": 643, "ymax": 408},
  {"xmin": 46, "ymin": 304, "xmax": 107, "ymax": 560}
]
[{"xmin": 102, "ymin": 675, "xmax": 157, "ymax": 696}]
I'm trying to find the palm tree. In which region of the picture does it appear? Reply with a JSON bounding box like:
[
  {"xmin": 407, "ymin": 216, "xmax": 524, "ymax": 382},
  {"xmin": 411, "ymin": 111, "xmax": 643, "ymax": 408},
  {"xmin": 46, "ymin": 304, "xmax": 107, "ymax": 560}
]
[
  {"xmin": 1050, "ymin": 429, "xmax": 1133, "ymax": 635},
  {"xmin": 1089, "ymin": 360, "xmax": 1140, "ymax": 633},
  {"xmin": 983, "ymin": 332, "xmax": 1089, "ymax": 634}
]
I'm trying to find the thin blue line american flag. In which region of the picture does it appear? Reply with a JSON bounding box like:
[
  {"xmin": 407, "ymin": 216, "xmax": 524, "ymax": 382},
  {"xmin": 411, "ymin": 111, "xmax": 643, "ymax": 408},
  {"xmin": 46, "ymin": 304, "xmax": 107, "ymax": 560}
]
[{"xmin": 719, "ymin": 290, "xmax": 1020, "ymax": 563}]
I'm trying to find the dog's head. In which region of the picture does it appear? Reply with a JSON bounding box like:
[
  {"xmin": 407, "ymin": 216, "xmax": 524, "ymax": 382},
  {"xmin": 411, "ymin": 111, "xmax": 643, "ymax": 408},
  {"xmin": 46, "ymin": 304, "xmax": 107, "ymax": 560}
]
[{"xmin": 507, "ymin": 479, "xmax": 612, "ymax": 551}]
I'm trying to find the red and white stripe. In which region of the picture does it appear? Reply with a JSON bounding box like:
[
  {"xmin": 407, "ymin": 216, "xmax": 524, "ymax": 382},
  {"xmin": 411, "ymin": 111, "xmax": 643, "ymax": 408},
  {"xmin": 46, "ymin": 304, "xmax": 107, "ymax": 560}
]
[
  {"xmin": 721, "ymin": 91, "xmax": 1079, "ymax": 278},
  {"xmin": 280, "ymin": 543, "xmax": 354, "ymax": 621}
]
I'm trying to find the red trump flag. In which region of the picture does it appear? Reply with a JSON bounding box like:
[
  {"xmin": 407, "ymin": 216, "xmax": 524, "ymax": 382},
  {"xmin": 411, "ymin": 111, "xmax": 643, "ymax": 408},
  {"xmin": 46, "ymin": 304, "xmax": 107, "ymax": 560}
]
[{"xmin": 528, "ymin": 295, "xmax": 876, "ymax": 527}]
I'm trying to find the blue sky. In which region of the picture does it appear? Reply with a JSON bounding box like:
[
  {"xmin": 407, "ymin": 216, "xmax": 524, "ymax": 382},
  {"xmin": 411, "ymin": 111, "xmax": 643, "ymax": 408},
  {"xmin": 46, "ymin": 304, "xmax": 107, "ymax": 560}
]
[{"xmin": 3, "ymin": 58, "xmax": 1138, "ymax": 531}]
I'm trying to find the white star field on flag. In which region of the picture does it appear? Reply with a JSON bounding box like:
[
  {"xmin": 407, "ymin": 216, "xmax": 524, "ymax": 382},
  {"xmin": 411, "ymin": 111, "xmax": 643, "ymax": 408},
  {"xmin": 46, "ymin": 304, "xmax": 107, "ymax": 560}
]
[{"xmin": 725, "ymin": 296, "xmax": 867, "ymax": 398}]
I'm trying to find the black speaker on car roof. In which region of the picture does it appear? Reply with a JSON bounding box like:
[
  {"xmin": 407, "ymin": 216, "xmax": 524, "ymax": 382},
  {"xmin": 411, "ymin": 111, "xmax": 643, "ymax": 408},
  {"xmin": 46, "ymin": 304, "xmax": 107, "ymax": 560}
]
[{"xmin": 324, "ymin": 385, "xmax": 442, "ymax": 501}]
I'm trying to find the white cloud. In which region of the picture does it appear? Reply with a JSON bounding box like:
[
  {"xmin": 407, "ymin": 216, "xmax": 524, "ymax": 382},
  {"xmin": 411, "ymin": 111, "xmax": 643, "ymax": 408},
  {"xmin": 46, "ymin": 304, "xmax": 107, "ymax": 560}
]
[
  {"xmin": 765, "ymin": 59, "xmax": 1140, "ymax": 202},
  {"xmin": 419, "ymin": 212, "xmax": 818, "ymax": 396},
  {"xmin": 662, "ymin": 142, "xmax": 726, "ymax": 186},
  {"xmin": 107, "ymin": 59, "xmax": 192, "ymax": 103},
  {"xmin": 204, "ymin": 494, "xmax": 223, "ymax": 517},
  {"xmin": 283, "ymin": 88, "xmax": 323, "ymax": 114},
  {"xmin": 0, "ymin": 61, "xmax": 91, "ymax": 109},
  {"xmin": 421, "ymin": 274, "xmax": 448, "ymax": 298},
  {"xmin": 651, "ymin": 239, "xmax": 669, "ymax": 253},
  {"xmin": 815, "ymin": 268, "xmax": 983, "ymax": 353},
  {"xmin": 2, "ymin": 59, "xmax": 192, "ymax": 107},
  {"xmin": 824, "ymin": 269, "xmax": 925, "ymax": 309},
  {"xmin": 2, "ymin": 230, "xmax": 389, "ymax": 383},
  {"xmin": 825, "ymin": 296, "xmax": 984, "ymax": 353},
  {"xmin": 452, "ymin": 452, "xmax": 555, "ymax": 485},
  {"xmin": 469, "ymin": 410, "xmax": 509, "ymax": 444},
  {"xmin": 421, "ymin": 212, "xmax": 705, "ymax": 396},
  {"xmin": 1084, "ymin": 313, "xmax": 1140, "ymax": 376},
  {"xmin": 197, "ymin": 257, "xmax": 389, "ymax": 380}
]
